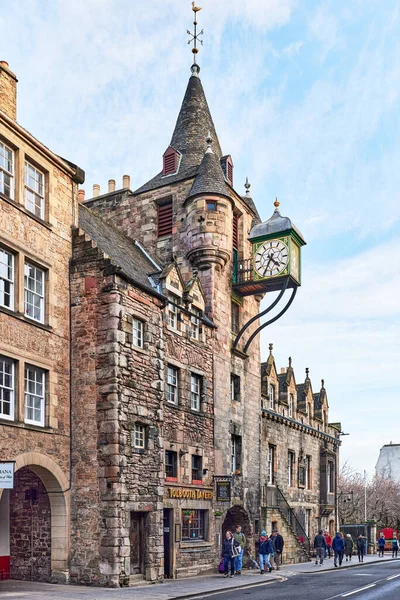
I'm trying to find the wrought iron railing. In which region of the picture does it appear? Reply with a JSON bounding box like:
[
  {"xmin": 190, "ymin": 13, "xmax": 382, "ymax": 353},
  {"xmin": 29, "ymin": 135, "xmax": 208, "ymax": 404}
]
[
  {"xmin": 267, "ymin": 485, "xmax": 312, "ymax": 558},
  {"xmin": 232, "ymin": 258, "xmax": 253, "ymax": 285}
]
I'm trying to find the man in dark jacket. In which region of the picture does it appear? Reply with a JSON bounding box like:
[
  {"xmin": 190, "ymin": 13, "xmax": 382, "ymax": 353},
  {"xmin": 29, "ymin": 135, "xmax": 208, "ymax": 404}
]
[
  {"xmin": 332, "ymin": 532, "xmax": 345, "ymax": 567},
  {"xmin": 314, "ymin": 529, "xmax": 327, "ymax": 565},
  {"xmin": 271, "ymin": 530, "xmax": 284, "ymax": 570},
  {"xmin": 356, "ymin": 535, "xmax": 365, "ymax": 562},
  {"xmin": 345, "ymin": 534, "xmax": 354, "ymax": 561},
  {"xmin": 378, "ymin": 534, "xmax": 385, "ymax": 557}
]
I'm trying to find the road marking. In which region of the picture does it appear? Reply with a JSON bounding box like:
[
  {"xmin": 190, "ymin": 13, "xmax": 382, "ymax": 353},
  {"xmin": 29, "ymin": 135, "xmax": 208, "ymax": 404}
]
[
  {"xmin": 188, "ymin": 578, "xmax": 283, "ymax": 599},
  {"xmin": 341, "ymin": 584, "xmax": 376, "ymax": 597},
  {"xmin": 387, "ymin": 573, "xmax": 400, "ymax": 580}
]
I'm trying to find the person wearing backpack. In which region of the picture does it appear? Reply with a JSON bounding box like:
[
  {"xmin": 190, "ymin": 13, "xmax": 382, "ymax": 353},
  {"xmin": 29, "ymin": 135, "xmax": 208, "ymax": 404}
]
[
  {"xmin": 257, "ymin": 531, "xmax": 273, "ymax": 574},
  {"xmin": 233, "ymin": 525, "xmax": 246, "ymax": 575},
  {"xmin": 222, "ymin": 530, "xmax": 240, "ymax": 578}
]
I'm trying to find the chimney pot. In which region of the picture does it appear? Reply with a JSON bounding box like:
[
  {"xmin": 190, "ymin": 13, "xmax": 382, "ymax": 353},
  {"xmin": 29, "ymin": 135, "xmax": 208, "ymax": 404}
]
[
  {"xmin": 123, "ymin": 174, "xmax": 130, "ymax": 189},
  {"xmin": 108, "ymin": 179, "xmax": 116, "ymax": 193},
  {"xmin": 77, "ymin": 189, "xmax": 85, "ymax": 203},
  {"xmin": 0, "ymin": 61, "xmax": 9, "ymax": 68},
  {"xmin": 93, "ymin": 184, "xmax": 100, "ymax": 198},
  {"xmin": 281, "ymin": 367, "xmax": 285, "ymax": 374}
]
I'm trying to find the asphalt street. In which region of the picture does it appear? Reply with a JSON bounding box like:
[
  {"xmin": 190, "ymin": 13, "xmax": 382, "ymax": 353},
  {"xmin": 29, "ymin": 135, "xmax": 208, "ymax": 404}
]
[{"xmin": 191, "ymin": 562, "xmax": 400, "ymax": 600}]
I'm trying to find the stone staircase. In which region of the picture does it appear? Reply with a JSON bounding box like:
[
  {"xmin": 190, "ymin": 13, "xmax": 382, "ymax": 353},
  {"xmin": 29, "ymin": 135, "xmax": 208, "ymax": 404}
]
[{"xmin": 265, "ymin": 506, "xmax": 311, "ymax": 564}]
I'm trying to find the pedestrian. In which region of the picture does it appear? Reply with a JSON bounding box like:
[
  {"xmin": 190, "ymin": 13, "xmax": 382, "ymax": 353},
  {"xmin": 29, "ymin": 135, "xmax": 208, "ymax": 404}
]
[
  {"xmin": 233, "ymin": 525, "xmax": 246, "ymax": 575},
  {"xmin": 324, "ymin": 531, "xmax": 332, "ymax": 559},
  {"xmin": 345, "ymin": 534, "xmax": 353, "ymax": 562},
  {"xmin": 257, "ymin": 530, "xmax": 273, "ymax": 574},
  {"xmin": 332, "ymin": 532, "xmax": 345, "ymax": 567},
  {"xmin": 378, "ymin": 534, "xmax": 385, "ymax": 558},
  {"xmin": 271, "ymin": 529, "xmax": 285, "ymax": 570},
  {"xmin": 222, "ymin": 530, "xmax": 240, "ymax": 578},
  {"xmin": 313, "ymin": 529, "xmax": 327, "ymax": 565},
  {"xmin": 356, "ymin": 535, "xmax": 364, "ymax": 562},
  {"xmin": 392, "ymin": 535, "xmax": 399, "ymax": 559}
]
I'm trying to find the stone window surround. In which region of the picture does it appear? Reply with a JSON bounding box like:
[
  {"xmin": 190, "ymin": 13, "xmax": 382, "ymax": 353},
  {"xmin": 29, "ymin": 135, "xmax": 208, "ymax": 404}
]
[
  {"xmin": 132, "ymin": 422, "xmax": 147, "ymax": 451},
  {"xmin": 287, "ymin": 449, "xmax": 295, "ymax": 488},
  {"xmin": 0, "ymin": 351, "xmax": 51, "ymax": 429},
  {"xmin": 0, "ymin": 138, "xmax": 14, "ymax": 199},
  {"xmin": 0, "ymin": 134, "xmax": 50, "ymax": 224},
  {"xmin": 0, "ymin": 246, "xmax": 14, "ymax": 311},
  {"xmin": 165, "ymin": 358, "xmax": 207, "ymax": 413},
  {"xmin": 24, "ymin": 159, "xmax": 45, "ymax": 221}
]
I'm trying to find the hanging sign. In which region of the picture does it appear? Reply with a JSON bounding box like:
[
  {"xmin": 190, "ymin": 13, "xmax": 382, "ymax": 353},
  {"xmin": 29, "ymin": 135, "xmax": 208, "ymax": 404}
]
[{"xmin": 0, "ymin": 461, "xmax": 15, "ymax": 489}]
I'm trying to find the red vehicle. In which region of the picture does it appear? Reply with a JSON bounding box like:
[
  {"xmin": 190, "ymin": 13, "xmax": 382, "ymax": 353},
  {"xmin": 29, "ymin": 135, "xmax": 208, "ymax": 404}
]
[{"xmin": 378, "ymin": 528, "xmax": 398, "ymax": 551}]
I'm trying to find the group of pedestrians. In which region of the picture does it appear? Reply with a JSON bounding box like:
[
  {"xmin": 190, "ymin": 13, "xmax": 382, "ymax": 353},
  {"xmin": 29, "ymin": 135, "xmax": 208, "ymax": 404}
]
[
  {"xmin": 221, "ymin": 526, "xmax": 285, "ymax": 577},
  {"xmin": 378, "ymin": 533, "xmax": 399, "ymax": 558},
  {"xmin": 314, "ymin": 531, "xmax": 367, "ymax": 567}
]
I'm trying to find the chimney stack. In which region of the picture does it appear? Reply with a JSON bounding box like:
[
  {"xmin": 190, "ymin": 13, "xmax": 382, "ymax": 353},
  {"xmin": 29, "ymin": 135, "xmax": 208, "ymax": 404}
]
[
  {"xmin": 0, "ymin": 61, "xmax": 18, "ymax": 120},
  {"xmin": 93, "ymin": 184, "xmax": 100, "ymax": 197},
  {"xmin": 77, "ymin": 189, "xmax": 85, "ymax": 203},
  {"xmin": 123, "ymin": 174, "xmax": 130, "ymax": 189},
  {"xmin": 108, "ymin": 179, "xmax": 116, "ymax": 193},
  {"xmin": 281, "ymin": 367, "xmax": 285, "ymax": 374}
]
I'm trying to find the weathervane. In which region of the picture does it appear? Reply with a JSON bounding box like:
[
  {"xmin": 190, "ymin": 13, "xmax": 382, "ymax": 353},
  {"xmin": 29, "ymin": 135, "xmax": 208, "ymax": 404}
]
[{"xmin": 187, "ymin": 2, "xmax": 203, "ymax": 63}]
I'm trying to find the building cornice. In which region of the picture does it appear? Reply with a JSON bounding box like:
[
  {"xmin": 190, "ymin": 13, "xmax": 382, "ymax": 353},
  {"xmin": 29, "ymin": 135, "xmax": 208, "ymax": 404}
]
[{"xmin": 261, "ymin": 408, "xmax": 341, "ymax": 445}]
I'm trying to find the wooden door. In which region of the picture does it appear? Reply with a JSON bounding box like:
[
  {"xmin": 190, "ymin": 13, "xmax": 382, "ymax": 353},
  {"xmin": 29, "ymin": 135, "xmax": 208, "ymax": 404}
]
[{"xmin": 130, "ymin": 512, "xmax": 145, "ymax": 575}]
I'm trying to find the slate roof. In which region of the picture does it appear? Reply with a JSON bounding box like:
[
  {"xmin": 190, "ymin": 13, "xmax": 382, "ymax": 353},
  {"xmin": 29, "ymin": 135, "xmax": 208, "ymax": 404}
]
[
  {"xmin": 187, "ymin": 149, "xmax": 231, "ymax": 200},
  {"xmin": 78, "ymin": 204, "xmax": 161, "ymax": 296},
  {"xmin": 134, "ymin": 72, "xmax": 222, "ymax": 196}
]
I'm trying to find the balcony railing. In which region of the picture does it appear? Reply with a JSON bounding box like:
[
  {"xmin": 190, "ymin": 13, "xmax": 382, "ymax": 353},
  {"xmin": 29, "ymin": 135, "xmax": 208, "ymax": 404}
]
[{"xmin": 232, "ymin": 257, "xmax": 253, "ymax": 285}]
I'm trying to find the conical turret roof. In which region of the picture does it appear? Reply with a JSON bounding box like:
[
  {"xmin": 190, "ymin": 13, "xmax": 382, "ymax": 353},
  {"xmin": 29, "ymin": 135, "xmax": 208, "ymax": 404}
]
[{"xmin": 187, "ymin": 145, "xmax": 230, "ymax": 200}]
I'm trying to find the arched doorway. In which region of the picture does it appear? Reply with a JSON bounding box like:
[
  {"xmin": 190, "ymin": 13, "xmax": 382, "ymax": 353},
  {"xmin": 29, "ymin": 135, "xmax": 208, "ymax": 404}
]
[{"xmin": 7, "ymin": 453, "xmax": 69, "ymax": 582}]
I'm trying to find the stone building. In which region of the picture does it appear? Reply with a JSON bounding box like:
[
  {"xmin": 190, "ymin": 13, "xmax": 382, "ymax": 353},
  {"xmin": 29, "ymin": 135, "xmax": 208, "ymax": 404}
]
[
  {"xmin": 0, "ymin": 61, "xmax": 84, "ymax": 581},
  {"xmin": 376, "ymin": 443, "xmax": 400, "ymax": 482}
]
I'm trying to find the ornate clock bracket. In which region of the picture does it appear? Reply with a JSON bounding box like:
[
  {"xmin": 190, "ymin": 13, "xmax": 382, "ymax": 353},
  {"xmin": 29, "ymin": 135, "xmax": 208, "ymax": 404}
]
[{"xmin": 233, "ymin": 278, "xmax": 297, "ymax": 354}]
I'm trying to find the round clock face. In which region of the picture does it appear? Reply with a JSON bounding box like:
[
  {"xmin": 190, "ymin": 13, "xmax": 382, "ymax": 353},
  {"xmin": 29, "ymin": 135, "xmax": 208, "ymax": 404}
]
[{"xmin": 254, "ymin": 240, "xmax": 289, "ymax": 278}]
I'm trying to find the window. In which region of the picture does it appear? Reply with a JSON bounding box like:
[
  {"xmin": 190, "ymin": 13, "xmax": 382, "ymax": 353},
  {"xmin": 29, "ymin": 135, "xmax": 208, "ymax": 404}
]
[
  {"xmin": 182, "ymin": 509, "xmax": 205, "ymax": 540},
  {"xmin": 0, "ymin": 141, "xmax": 14, "ymax": 199},
  {"xmin": 167, "ymin": 366, "xmax": 178, "ymax": 405},
  {"xmin": 268, "ymin": 445, "xmax": 275, "ymax": 485},
  {"xmin": 230, "ymin": 374, "xmax": 240, "ymax": 402},
  {"xmin": 306, "ymin": 403, "xmax": 310, "ymax": 423},
  {"xmin": 231, "ymin": 435, "xmax": 242, "ymax": 473},
  {"xmin": 207, "ymin": 201, "xmax": 216, "ymax": 211},
  {"xmin": 289, "ymin": 394, "xmax": 294, "ymax": 418},
  {"xmin": 0, "ymin": 356, "xmax": 14, "ymax": 421},
  {"xmin": 24, "ymin": 262, "xmax": 45, "ymax": 323},
  {"xmin": 133, "ymin": 423, "xmax": 146, "ymax": 449},
  {"xmin": 0, "ymin": 248, "xmax": 14, "ymax": 310},
  {"xmin": 269, "ymin": 384, "xmax": 275, "ymax": 410},
  {"xmin": 157, "ymin": 199, "xmax": 173, "ymax": 237},
  {"xmin": 232, "ymin": 214, "xmax": 239, "ymax": 250},
  {"xmin": 192, "ymin": 455, "xmax": 203, "ymax": 483},
  {"xmin": 132, "ymin": 318, "xmax": 144, "ymax": 348},
  {"xmin": 24, "ymin": 161, "xmax": 45, "ymax": 219},
  {"xmin": 305, "ymin": 509, "xmax": 311, "ymax": 537},
  {"xmin": 24, "ymin": 364, "xmax": 45, "ymax": 426},
  {"xmin": 191, "ymin": 373, "xmax": 201, "ymax": 411},
  {"xmin": 231, "ymin": 301, "xmax": 239, "ymax": 334},
  {"xmin": 167, "ymin": 294, "xmax": 179, "ymax": 330},
  {"xmin": 305, "ymin": 456, "xmax": 312, "ymax": 490},
  {"xmin": 165, "ymin": 450, "xmax": 178, "ymax": 480},
  {"xmin": 288, "ymin": 451, "xmax": 295, "ymax": 487},
  {"xmin": 190, "ymin": 307, "xmax": 201, "ymax": 340},
  {"xmin": 327, "ymin": 460, "xmax": 335, "ymax": 494}
]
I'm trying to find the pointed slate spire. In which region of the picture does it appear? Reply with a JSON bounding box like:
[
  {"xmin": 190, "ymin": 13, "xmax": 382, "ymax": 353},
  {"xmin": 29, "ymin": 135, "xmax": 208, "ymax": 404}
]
[
  {"xmin": 170, "ymin": 72, "xmax": 222, "ymax": 171},
  {"xmin": 187, "ymin": 135, "xmax": 230, "ymax": 200}
]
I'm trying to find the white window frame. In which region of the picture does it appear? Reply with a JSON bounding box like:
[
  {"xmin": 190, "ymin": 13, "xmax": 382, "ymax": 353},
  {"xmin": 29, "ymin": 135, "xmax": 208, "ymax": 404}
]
[
  {"xmin": 167, "ymin": 365, "xmax": 178, "ymax": 405},
  {"xmin": 0, "ymin": 248, "xmax": 14, "ymax": 310},
  {"xmin": 288, "ymin": 451, "xmax": 295, "ymax": 487},
  {"xmin": 305, "ymin": 456, "xmax": 310, "ymax": 489},
  {"xmin": 0, "ymin": 356, "xmax": 15, "ymax": 421},
  {"xmin": 289, "ymin": 393, "xmax": 294, "ymax": 418},
  {"xmin": 231, "ymin": 436, "xmax": 237, "ymax": 473},
  {"xmin": 327, "ymin": 461, "xmax": 334, "ymax": 494},
  {"xmin": 269, "ymin": 384, "xmax": 275, "ymax": 409},
  {"xmin": 167, "ymin": 294, "xmax": 179, "ymax": 330},
  {"xmin": 24, "ymin": 364, "xmax": 45, "ymax": 427},
  {"xmin": 24, "ymin": 161, "xmax": 45, "ymax": 220},
  {"xmin": 268, "ymin": 445, "xmax": 274, "ymax": 485},
  {"xmin": 190, "ymin": 307, "xmax": 201, "ymax": 340},
  {"xmin": 0, "ymin": 141, "xmax": 14, "ymax": 200},
  {"xmin": 190, "ymin": 373, "xmax": 201, "ymax": 411},
  {"xmin": 230, "ymin": 374, "xmax": 240, "ymax": 402},
  {"xmin": 24, "ymin": 262, "xmax": 45, "ymax": 323},
  {"xmin": 133, "ymin": 423, "xmax": 145, "ymax": 449},
  {"xmin": 305, "ymin": 509, "xmax": 311, "ymax": 537},
  {"xmin": 132, "ymin": 318, "xmax": 144, "ymax": 348}
]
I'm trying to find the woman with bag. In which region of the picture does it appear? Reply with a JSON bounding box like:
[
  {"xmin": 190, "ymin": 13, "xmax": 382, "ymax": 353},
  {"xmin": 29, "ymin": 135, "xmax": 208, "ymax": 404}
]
[
  {"xmin": 257, "ymin": 531, "xmax": 273, "ymax": 574},
  {"xmin": 221, "ymin": 530, "xmax": 240, "ymax": 577}
]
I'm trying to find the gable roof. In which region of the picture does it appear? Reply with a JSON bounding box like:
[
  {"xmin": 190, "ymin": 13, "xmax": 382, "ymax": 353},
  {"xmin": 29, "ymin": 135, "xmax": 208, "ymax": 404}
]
[{"xmin": 77, "ymin": 204, "xmax": 161, "ymax": 296}]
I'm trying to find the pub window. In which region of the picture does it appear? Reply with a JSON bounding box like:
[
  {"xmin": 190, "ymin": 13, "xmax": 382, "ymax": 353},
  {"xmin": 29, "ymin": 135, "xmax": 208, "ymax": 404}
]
[
  {"xmin": 182, "ymin": 509, "xmax": 205, "ymax": 541},
  {"xmin": 167, "ymin": 365, "xmax": 179, "ymax": 405},
  {"xmin": 157, "ymin": 199, "xmax": 173, "ymax": 237},
  {"xmin": 133, "ymin": 423, "xmax": 146, "ymax": 449},
  {"xmin": 165, "ymin": 450, "xmax": 178, "ymax": 480},
  {"xmin": 231, "ymin": 435, "xmax": 242, "ymax": 474},
  {"xmin": 231, "ymin": 301, "xmax": 240, "ymax": 335},
  {"xmin": 230, "ymin": 374, "xmax": 240, "ymax": 402},
  {"xmin": 268, "ymin": 445, "xmax": 275, "ymax": 485},
  {"xmin": 288, "ymin": 451, "xmax": 295, "ymax": 487},
  {"xmin": 190, "ymin": 373, "xmax": 201, "ymax": 412},
  {"xmin": 192, "ymin": 455, "xmax": 203, "ymax": 484}
]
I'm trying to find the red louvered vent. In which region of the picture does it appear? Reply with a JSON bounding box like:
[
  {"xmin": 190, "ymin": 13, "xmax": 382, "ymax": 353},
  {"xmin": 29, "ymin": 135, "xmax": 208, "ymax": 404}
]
[
  {"xmin": 163, "ymin": 146, "xmax": 179, "ymax": 176},
  {"xmin": 233, "ymin": 214, "xmax": 239, "ymax": 250},
  {"xmin": 158, "ymin": 200, "xmax": 173, "ymax": 237}
]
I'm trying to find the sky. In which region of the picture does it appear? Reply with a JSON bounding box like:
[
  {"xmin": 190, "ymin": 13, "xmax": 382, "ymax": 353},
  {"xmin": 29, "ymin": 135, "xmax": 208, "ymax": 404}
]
[{"xmin": 1, "ymin": 0, "xmax": 400, "ymax": 476}]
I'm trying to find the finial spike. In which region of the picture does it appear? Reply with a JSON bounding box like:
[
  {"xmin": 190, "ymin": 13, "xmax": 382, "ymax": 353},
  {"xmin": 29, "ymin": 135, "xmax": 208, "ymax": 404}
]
[
  {"xmin": 321, "ymin": 378, "xmax": 325, "ymax": 388},
  {"xmin": 305, "ymin": 367, "xmax": 309, "ymax": 377},
  {"xmin": 205, "ymin": 131, "xmax": 213, "ymax": 153},
  {"xmin": 274, "ymin": 197, "xmax": 280, "ymax": 209},
  {"xmin": 288, "ymin": 356, "xmax": 292, "ymax": 368},
  {"xmin": 244, "ymin": 177, "xmax": 251, "ymax": 197},
  {"xmin": 269, "ymin": 343, "xmax": 273, "ymax": 354}
]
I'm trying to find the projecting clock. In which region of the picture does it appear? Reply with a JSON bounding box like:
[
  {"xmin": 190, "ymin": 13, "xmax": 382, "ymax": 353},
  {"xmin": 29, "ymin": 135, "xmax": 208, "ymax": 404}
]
[{"xmin": 254, "ymin": 240, "xmax": 289, "ymax": 278}]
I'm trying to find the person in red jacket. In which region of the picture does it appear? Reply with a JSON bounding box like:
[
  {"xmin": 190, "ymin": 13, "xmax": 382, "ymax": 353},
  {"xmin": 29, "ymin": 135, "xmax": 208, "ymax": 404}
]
[{"xmin": 324, "ymin": 531, "xmax": 332, "ymax": 559}]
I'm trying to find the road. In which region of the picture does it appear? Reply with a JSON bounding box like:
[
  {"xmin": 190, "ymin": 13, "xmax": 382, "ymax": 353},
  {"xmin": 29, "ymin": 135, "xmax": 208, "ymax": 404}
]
[{"xmin": 192, "ymin": 562, "xmax": 400, "ymax": 600}]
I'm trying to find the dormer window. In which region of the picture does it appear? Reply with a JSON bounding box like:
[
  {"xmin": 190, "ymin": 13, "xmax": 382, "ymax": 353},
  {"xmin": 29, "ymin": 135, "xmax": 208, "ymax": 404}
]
[
  {"xmin": 220, "ymin": 155, "xmax": 234, "ymax": 186},
  {"xmin": 163, "ymin": 146, "xmax": 180, "ymax": 176}
]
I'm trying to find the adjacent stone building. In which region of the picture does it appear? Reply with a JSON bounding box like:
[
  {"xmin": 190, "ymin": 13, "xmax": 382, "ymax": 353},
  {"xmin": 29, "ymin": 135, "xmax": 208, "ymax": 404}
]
[{"xmin": 0, "ymin": 61, "xmax": 84, "ymax": 581}]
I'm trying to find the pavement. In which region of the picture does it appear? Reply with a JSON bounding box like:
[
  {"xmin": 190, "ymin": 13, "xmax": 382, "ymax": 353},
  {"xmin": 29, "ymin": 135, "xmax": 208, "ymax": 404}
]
[{"xmin": 0, "ymin": 554, "xmax": 398, "ymax": 600}]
